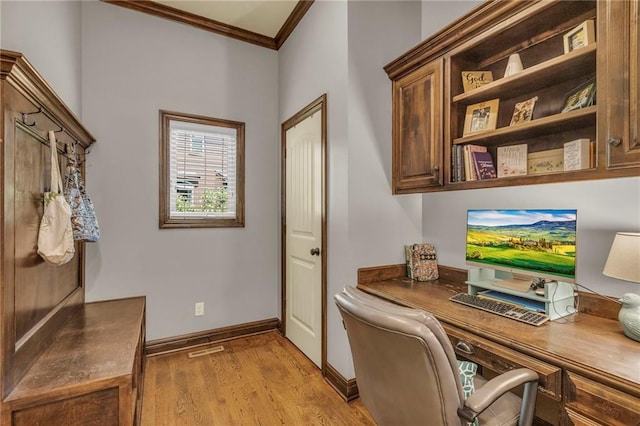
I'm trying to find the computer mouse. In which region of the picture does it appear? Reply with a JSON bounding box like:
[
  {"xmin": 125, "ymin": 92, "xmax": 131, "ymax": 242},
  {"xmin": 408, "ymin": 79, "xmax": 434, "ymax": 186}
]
[{"xmin": 534, "ymin": 287, "xmax": 545, "ymax": 296}]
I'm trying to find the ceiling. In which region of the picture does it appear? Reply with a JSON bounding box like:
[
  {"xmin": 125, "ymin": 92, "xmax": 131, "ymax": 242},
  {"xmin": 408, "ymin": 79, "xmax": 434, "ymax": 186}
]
[{"xmin": 103, "ymin": 0, "xmax": 314, "ymax": 50}]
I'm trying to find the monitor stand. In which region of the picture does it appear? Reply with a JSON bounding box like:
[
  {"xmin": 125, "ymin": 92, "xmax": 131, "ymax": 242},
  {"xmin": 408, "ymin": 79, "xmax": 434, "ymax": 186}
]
[{"xmin": 494, "ymin": 274, "xmax": 532, "ymax": 292}]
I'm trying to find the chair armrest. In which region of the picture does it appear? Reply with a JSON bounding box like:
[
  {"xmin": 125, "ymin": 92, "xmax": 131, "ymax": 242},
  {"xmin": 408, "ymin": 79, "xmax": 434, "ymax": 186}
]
[{"xmin": 458, "ymin": 368, "xmax": 538, "ymax": 423}]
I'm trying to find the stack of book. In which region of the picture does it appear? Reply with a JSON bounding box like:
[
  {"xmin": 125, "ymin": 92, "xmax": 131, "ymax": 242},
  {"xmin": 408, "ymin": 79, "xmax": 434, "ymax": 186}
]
[{"xmin": 452, "ymin": 144, "xmax": 497, "ymax": 182}]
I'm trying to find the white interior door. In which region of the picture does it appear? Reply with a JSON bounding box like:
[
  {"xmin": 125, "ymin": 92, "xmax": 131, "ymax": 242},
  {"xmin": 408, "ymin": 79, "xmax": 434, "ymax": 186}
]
[{"xmin": 285, "ymin": 110, "xmax": 323, "ymax": 367}]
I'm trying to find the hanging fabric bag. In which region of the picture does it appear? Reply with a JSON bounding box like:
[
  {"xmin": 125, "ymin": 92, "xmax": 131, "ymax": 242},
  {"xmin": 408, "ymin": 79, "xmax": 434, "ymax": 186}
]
[
  {"xmin": 64, "ymin": 148, "xmax": 100, "ymax": 242},
  {"xmin": 37, "ymin": 131, "xmax": 75, "ymax": 265}
]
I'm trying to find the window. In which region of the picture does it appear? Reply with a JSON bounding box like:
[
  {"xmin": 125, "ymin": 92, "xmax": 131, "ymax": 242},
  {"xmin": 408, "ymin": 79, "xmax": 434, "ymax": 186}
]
[{"xmin": 159, "ymin": 110, "xmax": 244, "ymax": 228}]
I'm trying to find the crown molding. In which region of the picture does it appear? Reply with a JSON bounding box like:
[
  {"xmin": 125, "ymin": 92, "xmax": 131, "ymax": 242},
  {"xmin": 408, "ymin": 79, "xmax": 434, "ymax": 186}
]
[{"xmin": 102, "ymin": 0, "xmax": 314, "ymax": 51}]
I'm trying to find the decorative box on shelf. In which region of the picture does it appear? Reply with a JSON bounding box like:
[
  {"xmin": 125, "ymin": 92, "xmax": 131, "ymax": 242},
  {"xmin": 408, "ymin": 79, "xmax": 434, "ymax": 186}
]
[{"xmin": 466, "ymin": 268, "xmax": 575, "ymax": 320}]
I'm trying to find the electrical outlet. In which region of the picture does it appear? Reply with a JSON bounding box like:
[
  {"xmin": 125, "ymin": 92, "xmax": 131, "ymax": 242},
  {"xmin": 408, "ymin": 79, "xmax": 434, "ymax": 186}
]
[{"xmin": 195, "ymin": 302, "xmax": 204, "ymax": 316}]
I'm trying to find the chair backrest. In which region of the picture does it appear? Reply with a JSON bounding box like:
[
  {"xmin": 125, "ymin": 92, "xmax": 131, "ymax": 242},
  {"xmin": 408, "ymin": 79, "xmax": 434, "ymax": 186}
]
[{"xmin": 335, "ymin": 286, "xmax": 466, "ymax": 426}]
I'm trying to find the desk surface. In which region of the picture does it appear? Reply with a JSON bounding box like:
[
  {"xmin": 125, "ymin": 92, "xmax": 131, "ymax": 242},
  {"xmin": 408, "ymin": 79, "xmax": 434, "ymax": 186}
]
[{"xmin": 356, "ymin": 266, "xmax": 640, "ymax": 399}]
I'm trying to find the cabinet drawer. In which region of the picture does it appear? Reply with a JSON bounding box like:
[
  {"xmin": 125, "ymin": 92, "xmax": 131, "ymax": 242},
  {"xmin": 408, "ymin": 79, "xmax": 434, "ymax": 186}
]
[
  {"xmin": 444, "ymin": 325, "xmax": 562, "ymax": 400},
  {"xmin": 564, "ymin": 371, "xmax": 640, "ymax": 426},
  {"xmin": 12, "ymin": 388, "xmax": 119, "ymax": 426}
]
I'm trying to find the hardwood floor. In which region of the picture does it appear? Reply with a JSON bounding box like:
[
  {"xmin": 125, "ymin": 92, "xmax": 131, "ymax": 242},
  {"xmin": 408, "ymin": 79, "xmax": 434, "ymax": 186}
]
[{"xmin": 141, "ymin": 331, "xmax": 375, "ymax": 425}]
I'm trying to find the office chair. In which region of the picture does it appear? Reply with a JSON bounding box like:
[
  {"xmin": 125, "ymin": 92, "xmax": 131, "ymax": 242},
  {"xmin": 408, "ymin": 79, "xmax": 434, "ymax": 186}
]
[{"xmin": 335, "ymin": 286, "xmax": 539, "ymax": 426}]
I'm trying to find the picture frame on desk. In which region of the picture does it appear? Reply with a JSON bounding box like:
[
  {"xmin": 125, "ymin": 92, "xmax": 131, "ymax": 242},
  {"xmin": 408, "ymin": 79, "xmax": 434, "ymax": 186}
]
[
  {"xmin": 563, "ymin": 20, "xmax": 595, "ymax": 53},
  {"xmin": 463, "ymin": 99, "xmax": 499, "ymax": 136},
  {"xmin": 561, "ymin": 78, "xmax": 596, "ymax": 113}
]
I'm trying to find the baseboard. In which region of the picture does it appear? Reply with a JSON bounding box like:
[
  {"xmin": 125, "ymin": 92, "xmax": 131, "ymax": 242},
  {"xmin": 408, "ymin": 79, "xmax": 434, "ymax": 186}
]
[
  {"xmin": 145, "ymin": 317, "xmax": 281, "ymax": 356},
  {"xmin": 324, "ymin": 362, "xmax": 359, "ymax": 401}
]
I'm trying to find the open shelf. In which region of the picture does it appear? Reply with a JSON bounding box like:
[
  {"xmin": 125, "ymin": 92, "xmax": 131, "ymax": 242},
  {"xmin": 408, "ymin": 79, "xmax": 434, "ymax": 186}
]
[
  {"xmin": 453, "ymin": 106, "xmax": 596, "ymax": 146},
  {"xmin": 452, "ymin": 44, "xmax": 597, "ymax": 104}
]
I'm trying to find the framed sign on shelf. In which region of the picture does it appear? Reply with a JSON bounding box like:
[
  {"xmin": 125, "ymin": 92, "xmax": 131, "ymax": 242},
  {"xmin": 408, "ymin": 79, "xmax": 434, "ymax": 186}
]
[
  {"xmin": 461, "ymin": 71, "xmax": 493, "ymax": 93},
  {"xmin": 510, "ymin": 96, "xmax": 538, "ymax": 126},
  {"xmin": 463, "ymin": 99, "xmax": 500, "ymax": 136},
  {"xmin": 563, "ymin": 20, "xmax": 595, "ymax": 53},
  {"xmin": 561, "ymin": 78, "xmax": 596, "ymax": 113}
]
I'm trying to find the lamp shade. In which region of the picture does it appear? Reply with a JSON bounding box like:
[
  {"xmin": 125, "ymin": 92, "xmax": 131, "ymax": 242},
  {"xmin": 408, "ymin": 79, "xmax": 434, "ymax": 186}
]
[{"xmin": 603, "ymin": 232, "xmax": 640, "ymax": 283}]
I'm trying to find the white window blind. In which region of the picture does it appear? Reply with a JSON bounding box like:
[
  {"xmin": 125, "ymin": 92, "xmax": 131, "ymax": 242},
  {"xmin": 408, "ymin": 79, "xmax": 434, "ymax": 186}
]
[{"xmin": 169, "ymin": 120, "xmax": 237, "ymax": 220}]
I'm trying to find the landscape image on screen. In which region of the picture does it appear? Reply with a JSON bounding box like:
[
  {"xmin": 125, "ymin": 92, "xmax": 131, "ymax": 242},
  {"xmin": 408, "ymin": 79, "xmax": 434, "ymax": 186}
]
[{"xmin": 466, "ymin": 209, "xmax": 577, "ymax": 281}]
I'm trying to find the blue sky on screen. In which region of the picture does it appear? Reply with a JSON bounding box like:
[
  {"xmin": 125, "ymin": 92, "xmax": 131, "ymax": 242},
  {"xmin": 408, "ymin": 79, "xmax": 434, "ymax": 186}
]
[{"xmin": 468, "ymin": 209, "xmax": 577, "ymax": 227}]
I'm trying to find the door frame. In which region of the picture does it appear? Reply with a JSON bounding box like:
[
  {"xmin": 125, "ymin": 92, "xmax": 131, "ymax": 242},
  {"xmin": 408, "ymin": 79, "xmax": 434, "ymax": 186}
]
[{"xmin": 280, "ymin": 94, "xmax": 327, "ymax": 372}]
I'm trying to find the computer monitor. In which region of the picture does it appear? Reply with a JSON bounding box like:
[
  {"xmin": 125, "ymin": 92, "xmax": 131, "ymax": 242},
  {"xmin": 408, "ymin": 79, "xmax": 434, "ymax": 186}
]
[{"xmin": 466, "ymin": 209, "xmax": 577, "ymax": 285}]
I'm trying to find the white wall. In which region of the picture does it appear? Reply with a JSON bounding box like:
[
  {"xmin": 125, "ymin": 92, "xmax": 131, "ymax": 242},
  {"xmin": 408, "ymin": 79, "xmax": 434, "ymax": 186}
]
[
  {"xmin": 81, "ymin": 1, "xmax": 280, "ymax": 340},
  {"xmin": 421, "ymin": 1, "xmax": 482, "ymax": 40},
  {"xmin": 347, "ymin": 2, "xmax": 423, "ymax": 269},
  {"xmin": 279, "ymin": 0, "xmax": 352, "ymax": 376},
  {"xmin": 0, "ymin": 0, "xmax": 82, "ymax": 114},
  {"xmin": 279, "ymin": 1, "xmax": 422, "ymax": 377}
]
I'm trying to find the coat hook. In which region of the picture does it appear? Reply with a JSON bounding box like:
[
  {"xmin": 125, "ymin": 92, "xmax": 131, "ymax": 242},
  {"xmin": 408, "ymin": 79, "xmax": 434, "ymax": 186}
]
[
  {"xmin": 54, "ymin": 124, "xmax": 64, "ymax": 133},
  {"xmin": 21, "ymin": 107, "xmax": 42, "ymax": 127}
]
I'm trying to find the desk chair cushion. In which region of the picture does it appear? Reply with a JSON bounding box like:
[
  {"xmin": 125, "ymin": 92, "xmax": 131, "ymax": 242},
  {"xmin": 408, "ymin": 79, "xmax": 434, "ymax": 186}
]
[{"xmin": 458, "ymin": 360, "xmax": 479, "ymax": 426}]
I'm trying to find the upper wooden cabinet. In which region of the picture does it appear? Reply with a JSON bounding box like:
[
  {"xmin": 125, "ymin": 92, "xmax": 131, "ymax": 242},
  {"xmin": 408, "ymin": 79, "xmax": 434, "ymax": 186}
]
[
  {"xmin": 392, "ymin": 59, "xmax": 443, "ymax": 193},
  {"xmin": 601, "ymin": 0, "xmax": 640, "ymax": 169},
  {"xmin": 385, "ymin": 0, "xmax": 640, "ymax": 194}
]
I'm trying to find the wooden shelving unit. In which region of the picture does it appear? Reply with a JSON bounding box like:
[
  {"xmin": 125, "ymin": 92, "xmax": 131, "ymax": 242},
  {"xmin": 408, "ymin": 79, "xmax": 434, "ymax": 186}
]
[{"xmin": 385, "ymin": 0, "xmax": 639, "ymax": 194}]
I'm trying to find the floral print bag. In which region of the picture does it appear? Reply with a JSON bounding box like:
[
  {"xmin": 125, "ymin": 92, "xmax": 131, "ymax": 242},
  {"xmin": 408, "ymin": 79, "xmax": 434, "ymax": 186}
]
[{"xmin": 64, "ymin": 153, "xmax": 100, "ymax": 242}]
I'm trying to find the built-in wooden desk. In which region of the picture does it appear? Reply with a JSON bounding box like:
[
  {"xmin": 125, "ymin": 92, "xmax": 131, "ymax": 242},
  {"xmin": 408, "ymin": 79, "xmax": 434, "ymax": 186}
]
[{"xmin": 356, "ymin": 265, "xmax": 640, "ymax": 426}]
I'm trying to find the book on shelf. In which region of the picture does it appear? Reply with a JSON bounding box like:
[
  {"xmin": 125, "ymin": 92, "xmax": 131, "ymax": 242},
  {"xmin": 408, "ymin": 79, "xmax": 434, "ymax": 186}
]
[
  {"xmin": 564, "ymin": 138, "xmax": 591, "ymax": 171},
  {"xmin": 497, "ymin": 144, "xmax": 528, "ymax": 178},
  {"xmin": 450, "ymin": 144, "xmax": 465, "ymax": 182},
  {"xmin": 471, "ymin": 151, "xmax": 497, "ymax": 180},
  {"xmin": 456, "ymin": 145, "xmax": 465, "ymax": 181},
  {"xmin": 464, "ymin": 144, "xmax": 487, "ymax": 181},
  {"xmin": 451, "ymin": 145, "xmax": 458, "ymax": 182},
  {"xmin": 528, "ymin": 149, "xmax": 564, "ymax": 175},
  {"xmin": 409, "ymin": 243, "xmax": 438, "ymax": 281}
]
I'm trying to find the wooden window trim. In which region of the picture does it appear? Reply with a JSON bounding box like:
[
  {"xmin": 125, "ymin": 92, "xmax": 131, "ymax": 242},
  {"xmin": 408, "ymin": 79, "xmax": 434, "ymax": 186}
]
[{"xmin": 159, "ymin": 110, "xmax": 245, "ymax": 228}]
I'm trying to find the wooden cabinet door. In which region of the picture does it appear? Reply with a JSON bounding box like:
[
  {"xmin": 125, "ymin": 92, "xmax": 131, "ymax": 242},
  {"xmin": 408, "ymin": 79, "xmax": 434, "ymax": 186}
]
[
  {"xmin": 600, "ymin": 0, "xmax": 640, "ymax": 169},
  {"xmin": 392, "ymin": 59, "xmax": 443, "ymax": 193}
]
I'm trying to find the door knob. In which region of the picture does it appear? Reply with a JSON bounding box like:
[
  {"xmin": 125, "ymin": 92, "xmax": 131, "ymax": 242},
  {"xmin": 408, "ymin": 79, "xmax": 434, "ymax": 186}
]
[{"xmin": 310, "ymin": 248, "xmax": 320, "ymax": 256}]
